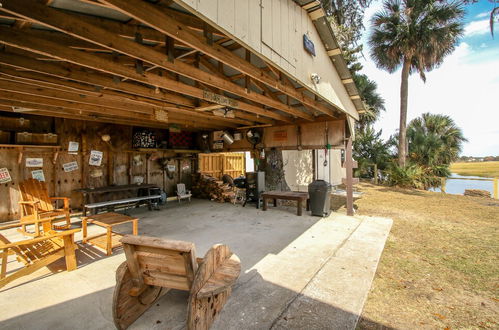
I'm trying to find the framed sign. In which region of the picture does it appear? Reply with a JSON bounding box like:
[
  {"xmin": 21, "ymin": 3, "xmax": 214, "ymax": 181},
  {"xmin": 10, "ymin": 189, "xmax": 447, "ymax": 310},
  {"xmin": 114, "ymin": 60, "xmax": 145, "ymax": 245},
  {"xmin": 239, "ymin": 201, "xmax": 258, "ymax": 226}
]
[
  {"xmin": 63, "ymin": 161, "xmax": 79, "ymax": 172},
  {"xmin": 303, "ymin": 34, "xmax": 316, "ymax": 57},
  {"xmin": 68, "ymin": 141, "xmax": 79, "ymax": 154},
  {"xmin": 26, "ymin": 158, "xmax": 43, "ymax": 168},
  {"xmin": 0, "ymin": 168, "xmax": 11, "ymax": 183},
  {"xmin": 273, "ymin": 130, "xmax": 288, "ymax": 142},
  {"xmin": 32, "ymin": 169, "xmax": 45, "ymax": 182},
  {"xmin": 89, "ymin": 150, "xmax": 103, "ymax": 166}
]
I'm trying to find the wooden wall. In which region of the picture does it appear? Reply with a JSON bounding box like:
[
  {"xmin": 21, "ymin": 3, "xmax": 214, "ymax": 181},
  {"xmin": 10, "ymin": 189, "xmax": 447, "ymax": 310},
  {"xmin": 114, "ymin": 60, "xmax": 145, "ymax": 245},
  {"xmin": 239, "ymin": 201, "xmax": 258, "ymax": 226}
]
[
  {"xmin": 199, "ymin": 152, "xmax": 245, "ymax": 179},
  {"xmin": 0, "ymin": 117, "xmax": 195, "ymax": 222},
  {"xmin": 177, "ymin": 0, "xmax": 358, "ymax": 119}
]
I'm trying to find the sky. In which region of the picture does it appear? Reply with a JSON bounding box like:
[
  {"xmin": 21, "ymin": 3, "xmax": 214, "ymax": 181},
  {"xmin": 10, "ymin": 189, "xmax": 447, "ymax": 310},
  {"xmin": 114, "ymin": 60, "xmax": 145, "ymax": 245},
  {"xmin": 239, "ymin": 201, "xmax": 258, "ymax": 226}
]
[{"xmin": 359, "ymin": 1, "xmax": 499, "ymax": 157}]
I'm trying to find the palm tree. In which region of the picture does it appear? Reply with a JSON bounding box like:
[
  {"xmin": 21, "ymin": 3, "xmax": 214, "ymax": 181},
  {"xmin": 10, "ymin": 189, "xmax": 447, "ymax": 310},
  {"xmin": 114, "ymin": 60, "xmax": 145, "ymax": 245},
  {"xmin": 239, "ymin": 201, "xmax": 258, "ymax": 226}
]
[
  {"xmin": 353, "ymin": 73, "xmax": 386, "ymax": 130},
  {"xmin": 407, "ymin": 113, "xmax": 467, "ymax": 167},
  {"xmin": 368, "ymin": 0, "xmax": 464, "ymax": 167}
]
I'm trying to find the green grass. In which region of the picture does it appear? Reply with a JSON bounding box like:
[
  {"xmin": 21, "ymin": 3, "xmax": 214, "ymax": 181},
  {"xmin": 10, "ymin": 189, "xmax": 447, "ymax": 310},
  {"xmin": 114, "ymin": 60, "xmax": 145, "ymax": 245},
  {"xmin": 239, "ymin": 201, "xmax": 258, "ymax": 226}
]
[{"xmin": 450, "ymin": 161, "xmax": 499, "ymax": 178}]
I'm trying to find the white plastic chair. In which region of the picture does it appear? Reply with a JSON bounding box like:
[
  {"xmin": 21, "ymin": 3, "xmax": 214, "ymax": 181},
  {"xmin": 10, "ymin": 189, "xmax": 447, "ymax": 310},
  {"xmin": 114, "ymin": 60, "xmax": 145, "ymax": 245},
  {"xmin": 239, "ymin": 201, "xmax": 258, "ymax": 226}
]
[{"xmin": 176, "ymin": 183, "xmax": 192, "ymax": 203}]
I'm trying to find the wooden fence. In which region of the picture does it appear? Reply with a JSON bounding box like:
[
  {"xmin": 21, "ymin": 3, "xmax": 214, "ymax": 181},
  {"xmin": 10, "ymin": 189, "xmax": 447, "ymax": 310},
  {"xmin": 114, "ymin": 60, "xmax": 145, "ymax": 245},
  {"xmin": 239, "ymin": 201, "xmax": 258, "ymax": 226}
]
[{"xmin": 198, "ymin": 153, "xmax": 245, "ymax": 179}]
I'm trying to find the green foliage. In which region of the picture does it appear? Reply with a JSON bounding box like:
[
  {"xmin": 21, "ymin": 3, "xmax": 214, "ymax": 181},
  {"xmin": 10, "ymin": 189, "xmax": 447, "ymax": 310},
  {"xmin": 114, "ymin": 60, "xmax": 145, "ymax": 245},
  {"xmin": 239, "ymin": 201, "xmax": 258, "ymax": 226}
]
[
  {"xmin": 353, "ymin": 127, "xmax": 394, "ymax": 179},
  {"xmin": 407, "ymin": 113, "xmax": 468, "ymax": 167},
  {"xmin": 353, "ymin": 74, "xmax": 386, "ymax": 129},
  {"xmin": 387, "ymin": 113, "xmax": 466, "ymax": 189},
  {"xmin": 369, "ymin": 0, "xmax": 465, "ymax": 82}
]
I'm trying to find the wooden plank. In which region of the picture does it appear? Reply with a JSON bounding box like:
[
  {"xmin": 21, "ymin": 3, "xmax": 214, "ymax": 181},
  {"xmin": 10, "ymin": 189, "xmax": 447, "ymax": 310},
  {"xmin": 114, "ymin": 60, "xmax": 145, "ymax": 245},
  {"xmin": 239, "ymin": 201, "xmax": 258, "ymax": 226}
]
[
  {"xmin": 0, "ymin": 29, "xmax": 290, "ymax": 122},
  {"xmin": 0, "ymin": 2, "xmax": 304, "ymax": 120}
]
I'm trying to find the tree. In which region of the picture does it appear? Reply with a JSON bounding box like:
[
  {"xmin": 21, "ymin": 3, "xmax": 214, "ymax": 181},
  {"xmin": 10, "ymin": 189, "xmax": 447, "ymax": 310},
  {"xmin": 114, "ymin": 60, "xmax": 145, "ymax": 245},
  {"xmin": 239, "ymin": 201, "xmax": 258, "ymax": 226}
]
[
  {"xmin": 407, "ymin": 113, "xmax": 467, "ymax": 167},
  {"xmin": 353, "ymin": 74, "xmax": 386, "ymax": 130},
  {"xmin": 368, "ymin": 0, "xmax": 465, "ymax": 167},
  {"xmin": 353, "ymin": 126, "xmax": 395, "ymax": 179}
]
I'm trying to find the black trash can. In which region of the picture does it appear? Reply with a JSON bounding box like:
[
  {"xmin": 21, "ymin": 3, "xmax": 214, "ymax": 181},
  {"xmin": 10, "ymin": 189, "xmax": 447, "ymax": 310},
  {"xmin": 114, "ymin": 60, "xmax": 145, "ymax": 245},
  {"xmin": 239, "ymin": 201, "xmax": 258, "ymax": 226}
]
[{"xmin": 308, "ymin": 180, "xmax": 332, "ymax": 217}]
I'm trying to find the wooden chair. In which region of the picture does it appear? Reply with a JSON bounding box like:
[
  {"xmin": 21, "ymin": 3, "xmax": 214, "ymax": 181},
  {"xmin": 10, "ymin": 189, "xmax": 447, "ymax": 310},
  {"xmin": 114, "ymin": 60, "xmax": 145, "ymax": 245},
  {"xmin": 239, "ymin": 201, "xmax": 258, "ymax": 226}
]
[
  {"xmin": 0, "ymin": 227, "xmax": 80, "ymax": 289},
  {"xmin": 18, "ymin": 178, "xmax": 72, "ymax": 236},
  {"xmin": 113, "ymin": 235, "xmax": 240, "ymax": 330}
]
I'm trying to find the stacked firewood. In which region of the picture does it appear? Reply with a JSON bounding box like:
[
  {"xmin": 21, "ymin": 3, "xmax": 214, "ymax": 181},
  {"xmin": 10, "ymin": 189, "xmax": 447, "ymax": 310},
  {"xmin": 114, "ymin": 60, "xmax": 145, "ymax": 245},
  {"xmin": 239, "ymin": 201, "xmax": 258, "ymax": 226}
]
[
  {"xmin": 464, "ymin": 189, "xmax": 491, "ymax": 198},
  {"xmin": 191, "ymin": 174, "xmax": 236, "ymax": 203}
]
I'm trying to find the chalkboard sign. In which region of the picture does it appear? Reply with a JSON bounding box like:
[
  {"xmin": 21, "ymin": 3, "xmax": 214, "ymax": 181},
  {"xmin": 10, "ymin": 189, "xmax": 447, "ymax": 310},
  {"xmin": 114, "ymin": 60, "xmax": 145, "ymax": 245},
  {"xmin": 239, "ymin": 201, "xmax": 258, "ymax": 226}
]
[{"xmin": 303, "ymin": 34, "xmax": 316, "ymax": 57}]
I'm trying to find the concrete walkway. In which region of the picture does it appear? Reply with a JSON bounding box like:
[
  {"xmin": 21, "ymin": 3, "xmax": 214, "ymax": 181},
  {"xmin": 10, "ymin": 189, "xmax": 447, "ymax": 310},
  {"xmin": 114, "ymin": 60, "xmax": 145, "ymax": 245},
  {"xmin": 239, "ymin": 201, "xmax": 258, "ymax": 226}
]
[{"xmin": 0, "ymin": 200, "xmax": 392, "ymax": 329}]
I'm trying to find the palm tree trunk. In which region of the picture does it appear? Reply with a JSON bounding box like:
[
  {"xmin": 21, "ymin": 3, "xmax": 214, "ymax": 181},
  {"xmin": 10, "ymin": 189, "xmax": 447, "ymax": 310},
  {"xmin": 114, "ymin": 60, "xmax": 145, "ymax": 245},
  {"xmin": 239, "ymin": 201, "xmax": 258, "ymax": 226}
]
[{"xmin": 398, "ymin": 59, "xmax": 411, "ymax": 167}]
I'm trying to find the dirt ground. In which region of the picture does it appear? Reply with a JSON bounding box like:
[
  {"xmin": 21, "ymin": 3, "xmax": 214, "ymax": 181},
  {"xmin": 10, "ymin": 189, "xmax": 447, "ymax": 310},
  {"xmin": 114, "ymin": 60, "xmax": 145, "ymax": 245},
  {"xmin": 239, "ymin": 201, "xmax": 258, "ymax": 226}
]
[{"xmin": 344, "ymin": 183, "xmax": 499, "ymax": 329}]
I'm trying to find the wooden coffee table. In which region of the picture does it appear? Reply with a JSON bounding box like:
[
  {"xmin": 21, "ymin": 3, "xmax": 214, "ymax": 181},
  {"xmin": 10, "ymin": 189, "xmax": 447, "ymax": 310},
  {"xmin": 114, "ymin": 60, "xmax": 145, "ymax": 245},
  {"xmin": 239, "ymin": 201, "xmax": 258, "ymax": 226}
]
[{"xmin": 82, "ymin": 212, "xmax": 139, "ymax": 255}]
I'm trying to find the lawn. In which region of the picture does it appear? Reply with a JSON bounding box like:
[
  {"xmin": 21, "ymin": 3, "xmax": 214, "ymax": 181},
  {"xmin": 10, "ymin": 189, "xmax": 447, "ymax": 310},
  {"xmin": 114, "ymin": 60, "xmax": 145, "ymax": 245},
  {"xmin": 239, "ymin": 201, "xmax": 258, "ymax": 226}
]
[
  {"xmin": 450, "ymin": 161, "xmax": 499, "ymax": 178},
  {"xmin": 350, "ymin": 183, "xmax": 499, "ymax": 329}
]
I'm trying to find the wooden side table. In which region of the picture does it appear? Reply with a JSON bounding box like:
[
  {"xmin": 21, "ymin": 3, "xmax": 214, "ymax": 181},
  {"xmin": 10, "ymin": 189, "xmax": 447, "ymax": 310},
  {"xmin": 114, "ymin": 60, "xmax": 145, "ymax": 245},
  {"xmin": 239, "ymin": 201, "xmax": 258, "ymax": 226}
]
[{"xmin": 82, "ymin": 212, "xmax": 139, "ymax": 255}]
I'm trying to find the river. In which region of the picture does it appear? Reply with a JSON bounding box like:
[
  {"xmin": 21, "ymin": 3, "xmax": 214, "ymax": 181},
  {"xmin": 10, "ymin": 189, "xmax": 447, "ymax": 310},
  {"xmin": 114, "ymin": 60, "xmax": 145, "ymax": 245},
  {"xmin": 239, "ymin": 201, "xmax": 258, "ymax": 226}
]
[{"xmin": 430, "ymin": 173, "xmax": 494, "ymax": 195}]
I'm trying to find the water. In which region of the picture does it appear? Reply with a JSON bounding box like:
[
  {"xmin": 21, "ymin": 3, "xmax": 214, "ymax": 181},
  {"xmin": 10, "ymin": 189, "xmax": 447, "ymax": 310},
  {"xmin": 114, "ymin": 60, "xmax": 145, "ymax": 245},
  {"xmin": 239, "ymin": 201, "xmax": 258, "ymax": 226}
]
[{"xmin": 430, "ymin": 173, "xmax": 494, "ymax": 195}]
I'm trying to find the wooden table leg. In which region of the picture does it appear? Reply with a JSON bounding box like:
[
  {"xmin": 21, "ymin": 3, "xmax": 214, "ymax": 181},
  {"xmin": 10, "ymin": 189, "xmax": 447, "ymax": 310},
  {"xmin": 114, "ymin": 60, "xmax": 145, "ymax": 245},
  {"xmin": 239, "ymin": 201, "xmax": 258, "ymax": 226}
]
[
  {"xmin": 306, "ymin": 199, "xmax": 310, "ymax": 211},
  {"xmin": 82, "ymin": 218, "xmax": 88, "ymax": 243},
  {"xmin": 262, "ymin": 197, "xmax": 268, "ymax": 211},
  {"xmin": 63, "ymin": 234, "xmax": 77, "ymax": 271},
  {"xmin": 297, "ymin": 200, "xmax": 303, "ymax": 216},
  {"xmin": 106, "ymin": 227, "xmax": 112, "ymax": 256},
  {"xmin": 132, "ymin": 219, "xmax": 138, "ymax": 235},
  {"xmin": 273, "ymin": 198, "xmax": 277, "ymax": 207}
]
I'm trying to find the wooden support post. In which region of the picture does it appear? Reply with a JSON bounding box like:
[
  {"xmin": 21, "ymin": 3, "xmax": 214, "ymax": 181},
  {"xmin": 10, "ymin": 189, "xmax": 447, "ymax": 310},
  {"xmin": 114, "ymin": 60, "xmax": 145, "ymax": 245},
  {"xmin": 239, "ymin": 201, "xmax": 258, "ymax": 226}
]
[
  {"xmin": 345, "ymin": 137, "xmax": 354, "ymax": 216},
  {"xmin": 441, "ymin": 177, "xmax": 446, "ymax": 194},
  {"xmin": 494, "ymin": 177, "xmax": 498, "ymax": 199},
  {"xmin": 165, "ymin": 35, "xmax": 175, "ymax": 62}
]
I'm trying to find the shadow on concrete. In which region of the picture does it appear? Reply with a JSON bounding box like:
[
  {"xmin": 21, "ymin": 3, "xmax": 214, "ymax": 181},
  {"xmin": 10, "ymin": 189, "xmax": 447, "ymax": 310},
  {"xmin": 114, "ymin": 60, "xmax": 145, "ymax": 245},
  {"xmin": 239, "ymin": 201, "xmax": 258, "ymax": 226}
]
[{"xmin": 0, "ymin": 270, "xmax": 395, "ymax": 330}]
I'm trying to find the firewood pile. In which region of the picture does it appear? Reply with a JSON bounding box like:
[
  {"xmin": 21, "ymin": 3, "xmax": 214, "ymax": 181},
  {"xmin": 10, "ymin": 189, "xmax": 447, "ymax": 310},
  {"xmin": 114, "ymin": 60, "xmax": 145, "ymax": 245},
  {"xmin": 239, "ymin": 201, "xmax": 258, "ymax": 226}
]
[
  {"xmin": 464, "ymin": 189, "xmax": 491, "ymax": 198},
  {"xmin": 191, "ymin": 173, "xmax": 236, "ymax": 203}
]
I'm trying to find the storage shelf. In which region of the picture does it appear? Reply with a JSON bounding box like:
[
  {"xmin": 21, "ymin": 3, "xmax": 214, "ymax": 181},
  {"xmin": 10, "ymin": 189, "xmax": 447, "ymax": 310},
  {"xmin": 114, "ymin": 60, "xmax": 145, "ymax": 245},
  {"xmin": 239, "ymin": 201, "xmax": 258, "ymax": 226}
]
[
  {"xmin": 0, "ymin": 144, "xmax": 61, "ymax": 149},
  {"xmin": 129, "ymin": 148, "xmax": 201, "ymax": 154}
]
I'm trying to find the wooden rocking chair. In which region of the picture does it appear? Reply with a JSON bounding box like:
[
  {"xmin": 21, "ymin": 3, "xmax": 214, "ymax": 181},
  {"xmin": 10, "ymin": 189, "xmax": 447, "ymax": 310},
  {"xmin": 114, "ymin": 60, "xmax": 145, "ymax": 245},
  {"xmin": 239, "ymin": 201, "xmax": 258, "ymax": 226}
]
[
  {"xmin": 18, "ymin": 178, "xmax": 72, "ymax": 236},
  {"xmin": 112, "ymin": 235, "xmax": 240, "ymax": 330},
  {"xmin": 0, "ymin": 227, "xmax": 79, "ymax": 289}
]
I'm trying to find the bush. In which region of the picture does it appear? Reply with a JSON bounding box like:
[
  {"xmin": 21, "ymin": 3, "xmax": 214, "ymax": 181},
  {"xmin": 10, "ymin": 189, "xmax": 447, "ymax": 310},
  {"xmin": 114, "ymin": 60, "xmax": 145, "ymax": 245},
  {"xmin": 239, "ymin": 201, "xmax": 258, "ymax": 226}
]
[{"xmin": 386, "ymin": 163, "xmax": 448, "ymax": 190}]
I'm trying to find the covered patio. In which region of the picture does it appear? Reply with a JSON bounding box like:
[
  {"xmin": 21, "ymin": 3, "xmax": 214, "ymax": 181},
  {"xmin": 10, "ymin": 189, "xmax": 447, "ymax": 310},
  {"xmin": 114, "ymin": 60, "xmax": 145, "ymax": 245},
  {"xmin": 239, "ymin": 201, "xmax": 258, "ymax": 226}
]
[{"xmin": 0, "ymin": 201, "xmax": 392, "ymax": 329}]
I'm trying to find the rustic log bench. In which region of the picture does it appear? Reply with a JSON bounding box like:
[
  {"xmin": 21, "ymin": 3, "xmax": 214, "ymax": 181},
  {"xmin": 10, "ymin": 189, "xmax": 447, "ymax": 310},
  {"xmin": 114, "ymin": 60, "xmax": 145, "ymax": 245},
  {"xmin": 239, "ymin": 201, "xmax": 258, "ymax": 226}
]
[
  {"xmin": 261, "ymin": 191, "xmax": 310, "ymax": 216},
  {"xmin": 84, "ymin": 195, "xmax": 161, "ymax": 215}
]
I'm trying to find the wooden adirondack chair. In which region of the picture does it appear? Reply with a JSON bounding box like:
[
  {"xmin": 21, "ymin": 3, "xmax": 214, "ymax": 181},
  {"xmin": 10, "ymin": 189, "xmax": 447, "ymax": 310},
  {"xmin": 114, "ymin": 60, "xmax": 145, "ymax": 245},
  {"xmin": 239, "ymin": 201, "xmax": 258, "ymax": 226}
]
[
  {"xmin": 0, "ymin": 228, "xmax": 80, "ymax": 289},
  {"xmin": 176, "ymin": 183, "xmax": 192, "ymax": 203},
  {"xmin": 18, "ymin": 178, "xmax": 72, "ymax": 236},
  {"xmin": 113, "ymin": 235, "xmax": 241, "ymax": 330}
]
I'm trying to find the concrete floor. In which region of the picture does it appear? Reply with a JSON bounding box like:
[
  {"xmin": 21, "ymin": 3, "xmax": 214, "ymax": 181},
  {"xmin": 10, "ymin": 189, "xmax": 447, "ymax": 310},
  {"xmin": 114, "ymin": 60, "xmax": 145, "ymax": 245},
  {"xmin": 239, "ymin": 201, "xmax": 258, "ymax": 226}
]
[{"xmin": 0, "ymin": 199, "xmax": 392, "ymax": 330}]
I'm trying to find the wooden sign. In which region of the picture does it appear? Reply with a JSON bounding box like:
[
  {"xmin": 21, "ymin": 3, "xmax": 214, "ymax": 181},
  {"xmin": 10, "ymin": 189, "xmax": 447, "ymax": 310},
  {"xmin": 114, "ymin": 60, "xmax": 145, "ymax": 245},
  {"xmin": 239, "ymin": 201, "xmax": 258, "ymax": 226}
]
[
  {"xmin": 273, "ymin": 130, "xmax": 288, "ymax": 142},
  {"xmin": 203, "ymin": 90, "xmax": 239, "ymax": 108},
  {"xmin": 154, "ymin": 109, "xmax": 168, "ymax": 123}
]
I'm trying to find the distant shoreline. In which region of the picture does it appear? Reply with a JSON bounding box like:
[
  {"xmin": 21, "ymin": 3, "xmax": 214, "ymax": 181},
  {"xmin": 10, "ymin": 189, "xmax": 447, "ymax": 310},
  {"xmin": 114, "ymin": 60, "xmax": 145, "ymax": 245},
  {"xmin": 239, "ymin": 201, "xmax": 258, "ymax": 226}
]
[{"xmin": 450, "ymin": 161, "xmax": 499, "ymax": 178}]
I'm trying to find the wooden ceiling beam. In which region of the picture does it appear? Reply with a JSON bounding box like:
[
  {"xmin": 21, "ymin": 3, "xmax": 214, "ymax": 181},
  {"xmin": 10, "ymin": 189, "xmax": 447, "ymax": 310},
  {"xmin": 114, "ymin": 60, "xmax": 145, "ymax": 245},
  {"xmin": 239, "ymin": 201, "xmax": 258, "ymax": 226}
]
[
  {"xmin": 0, "ymin": 0, "xmax": 306, "ymax": 120},
  {"xmin": 0, "ymin": 74, "xmax": 250, "ymax": 127},
  {"xmin": 99, "ymin": 0, "xmax": 336, "ymax": 117},
  {"xmin": 0, "ymin": 52, "xmax": 196, "ymax": 108},
  {"xmin": 0, "ymin": 26, "xmax": 291, "ymax": 123}
]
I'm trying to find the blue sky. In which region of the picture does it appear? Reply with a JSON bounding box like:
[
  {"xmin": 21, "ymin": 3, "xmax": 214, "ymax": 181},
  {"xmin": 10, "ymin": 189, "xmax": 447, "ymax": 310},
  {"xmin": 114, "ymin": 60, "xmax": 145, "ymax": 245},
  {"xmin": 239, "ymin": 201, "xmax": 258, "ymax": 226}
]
[{"xmin": 359, "ymin": 1, "xmax": 499, "ymax": 157}]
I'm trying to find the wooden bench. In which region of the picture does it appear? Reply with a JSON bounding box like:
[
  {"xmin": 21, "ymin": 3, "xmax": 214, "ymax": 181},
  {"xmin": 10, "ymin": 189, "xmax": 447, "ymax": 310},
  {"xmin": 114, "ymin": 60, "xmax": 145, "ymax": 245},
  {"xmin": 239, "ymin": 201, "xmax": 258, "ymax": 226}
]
[
  {"xmin": 84, "ymin": 195, "xmax": 161, "ymax": 215},
  {"xmin": 113, "ymin": 235, "xmax": 241, "ymax": 330},
  {"xmin": 262, "ymin": 191, "xmax": 310, "ymax": 216}
]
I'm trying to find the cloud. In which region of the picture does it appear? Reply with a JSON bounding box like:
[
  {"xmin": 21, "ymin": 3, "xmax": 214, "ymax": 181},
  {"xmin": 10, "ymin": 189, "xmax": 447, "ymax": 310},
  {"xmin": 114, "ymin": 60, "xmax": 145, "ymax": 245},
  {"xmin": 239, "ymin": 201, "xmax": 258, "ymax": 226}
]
[
  {"xmin": 359, "ymin": 42, "xmax": 499, "ymax": 156},
  {"xmin": 475, "ymin": 11, "xmax": 489, "ymax": 19},
  {"xmin": 464, "ymin": 19, "xmax": 490, "ymax": 37}
]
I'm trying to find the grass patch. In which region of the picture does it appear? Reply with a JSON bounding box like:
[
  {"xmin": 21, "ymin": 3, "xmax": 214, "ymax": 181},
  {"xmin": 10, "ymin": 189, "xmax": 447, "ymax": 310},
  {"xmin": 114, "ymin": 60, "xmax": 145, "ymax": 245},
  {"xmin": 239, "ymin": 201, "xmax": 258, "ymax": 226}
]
[
  {"xmin": 349, "ymin": 183, "xmax": 499, "ymax": 329},
  {"xmin": 450, "ymin": 161, "xmax": 499, "ymax": 178}
]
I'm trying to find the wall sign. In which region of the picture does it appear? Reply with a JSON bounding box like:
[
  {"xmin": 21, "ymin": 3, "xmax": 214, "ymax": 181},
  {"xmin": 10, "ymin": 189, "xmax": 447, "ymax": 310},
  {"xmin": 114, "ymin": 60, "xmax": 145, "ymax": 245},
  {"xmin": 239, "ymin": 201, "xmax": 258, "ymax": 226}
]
[
  {"xmin": 273, "ymin": 130, "xmax": 288, "ymax": 142},
  {"xmin": 303, "ymin": 34, "xmax": 316, "ymax": 57},
  {"xmin": 68, "ymin": 141, "xmax": 79, "ymax": 154},
  {"xmin": 203, "ymin": 90, "xmax": 239, "ymax": 108},
  {"xmin": 213, "ymin": 141, "xmax": 224, "ymax": 150},
  {"xmin": 0, "ymin": 168, "xmax": 12, "ymax": 183},
  {"xmin": 26, "ymin": 158, "xmax": 43, "ymax": 168},
  {"xmin": 31, "ymin": 169, "xmax": 45, "ymax": 182},
  {"xmin": 63, "ymin": 161, "xmax": 79, "ymax": 172},
  {"xmin": 167, "ymin": 164, "xmax": 176, "ymax": 172},
  {"xmin": 89, "ymin": 150, "xmax": 103, "ymax": 166}
]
